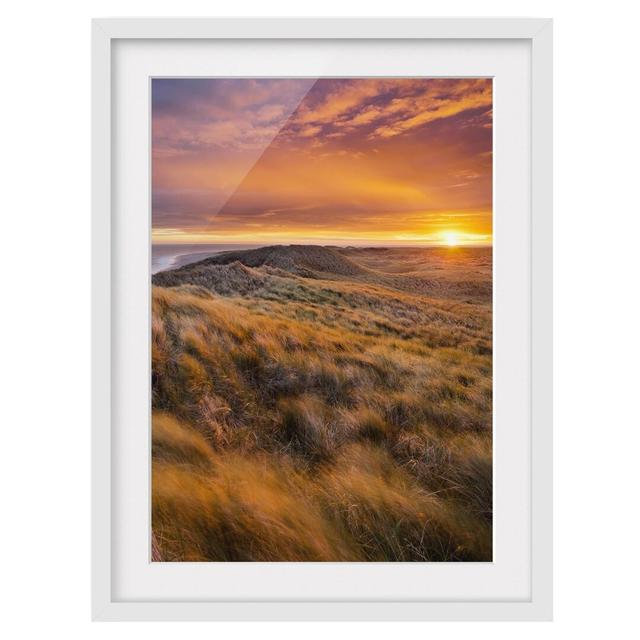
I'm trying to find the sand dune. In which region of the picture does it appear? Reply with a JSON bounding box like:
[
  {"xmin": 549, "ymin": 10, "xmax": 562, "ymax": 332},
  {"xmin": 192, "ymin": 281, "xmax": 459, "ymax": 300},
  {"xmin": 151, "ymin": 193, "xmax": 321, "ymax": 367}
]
[{"xmin": 151, "ymin": 245, "xmax": 492, "ymax": 561}]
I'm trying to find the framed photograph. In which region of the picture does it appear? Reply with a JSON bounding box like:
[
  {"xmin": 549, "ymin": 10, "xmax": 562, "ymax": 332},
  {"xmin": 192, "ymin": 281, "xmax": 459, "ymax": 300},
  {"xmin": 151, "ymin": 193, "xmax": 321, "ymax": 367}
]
[{"xmin": 92, "ymin": 17, "xmax": 552, "ymax": 621}]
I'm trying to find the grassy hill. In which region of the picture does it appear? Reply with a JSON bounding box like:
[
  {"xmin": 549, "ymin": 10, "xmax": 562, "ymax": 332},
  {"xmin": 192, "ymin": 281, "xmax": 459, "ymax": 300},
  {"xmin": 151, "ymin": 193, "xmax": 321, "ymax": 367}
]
[{"xmin": 151, "ymin": 245, "xmax": 492, "ymax": 561}]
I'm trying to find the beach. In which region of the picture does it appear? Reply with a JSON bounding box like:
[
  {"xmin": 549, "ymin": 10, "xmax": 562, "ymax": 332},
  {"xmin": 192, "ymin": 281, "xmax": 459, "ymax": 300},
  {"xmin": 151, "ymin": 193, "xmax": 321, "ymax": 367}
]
[{"xmin": 151, "ymin": 243, "xmax": 265, "ymax": 274}]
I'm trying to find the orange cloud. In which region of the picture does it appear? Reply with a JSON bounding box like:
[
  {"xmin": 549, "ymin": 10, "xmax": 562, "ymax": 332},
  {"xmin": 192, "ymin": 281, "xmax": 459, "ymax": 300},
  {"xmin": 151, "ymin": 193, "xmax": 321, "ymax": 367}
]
[{"xmin": 152, "ymin": 78, "xmax": 492, "ymax": 245}]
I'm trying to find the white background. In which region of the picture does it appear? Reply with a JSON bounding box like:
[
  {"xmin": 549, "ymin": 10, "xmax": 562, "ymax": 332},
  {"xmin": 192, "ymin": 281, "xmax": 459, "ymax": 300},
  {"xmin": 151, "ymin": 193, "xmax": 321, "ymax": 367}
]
[{"xmin": 0, "ymin": 0, "xmax": 637, "ymax": 637}]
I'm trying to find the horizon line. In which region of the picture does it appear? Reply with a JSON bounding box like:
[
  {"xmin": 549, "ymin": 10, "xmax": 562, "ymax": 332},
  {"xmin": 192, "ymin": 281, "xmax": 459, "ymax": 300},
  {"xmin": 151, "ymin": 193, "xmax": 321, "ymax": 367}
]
[{"xmin": 151, "ymin": 240, "xmax": 493, "ymax": 248}]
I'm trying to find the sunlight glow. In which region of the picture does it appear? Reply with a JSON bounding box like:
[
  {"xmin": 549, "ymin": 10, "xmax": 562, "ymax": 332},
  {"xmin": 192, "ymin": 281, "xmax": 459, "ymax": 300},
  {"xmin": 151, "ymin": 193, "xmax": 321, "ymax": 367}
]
[{"xmin": 442, "ymin": 231, "xmax": 460, "ymax": 247}]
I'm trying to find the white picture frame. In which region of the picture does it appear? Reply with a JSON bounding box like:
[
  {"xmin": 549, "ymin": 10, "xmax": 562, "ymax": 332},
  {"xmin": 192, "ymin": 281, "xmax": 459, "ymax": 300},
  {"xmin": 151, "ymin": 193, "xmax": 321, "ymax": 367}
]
[{"xmin": 92, "ymin": 17, "xmax": 552, "ymax": 621}]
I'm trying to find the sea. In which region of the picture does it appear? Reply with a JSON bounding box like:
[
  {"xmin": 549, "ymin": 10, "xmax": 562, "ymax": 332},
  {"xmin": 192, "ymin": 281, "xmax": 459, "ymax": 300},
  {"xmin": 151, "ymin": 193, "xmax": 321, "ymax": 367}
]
[{"xmin": 152, "ymin": 243, "xmax": 265, "ymax": 275}]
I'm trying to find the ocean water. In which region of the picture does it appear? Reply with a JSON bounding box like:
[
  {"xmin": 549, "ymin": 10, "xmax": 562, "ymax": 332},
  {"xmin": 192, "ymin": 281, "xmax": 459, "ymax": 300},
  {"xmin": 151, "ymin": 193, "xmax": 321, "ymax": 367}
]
[{"xmin": 151, "ymin": 243, "xmax": 265, "ymax": 274}]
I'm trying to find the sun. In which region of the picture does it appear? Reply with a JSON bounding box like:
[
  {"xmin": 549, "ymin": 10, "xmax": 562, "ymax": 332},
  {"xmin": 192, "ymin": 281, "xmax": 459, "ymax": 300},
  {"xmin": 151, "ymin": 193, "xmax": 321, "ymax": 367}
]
[{"xmin": 442, "ymin": 231, "xmax": 460, "ymax": 247}]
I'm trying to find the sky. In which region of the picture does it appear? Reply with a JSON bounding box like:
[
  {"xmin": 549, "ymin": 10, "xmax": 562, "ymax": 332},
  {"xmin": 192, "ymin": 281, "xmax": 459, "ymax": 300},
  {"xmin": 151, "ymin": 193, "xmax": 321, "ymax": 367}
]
[{"xmin": 152, "ymin": 78, "xmax": 492, "ymax": 246}]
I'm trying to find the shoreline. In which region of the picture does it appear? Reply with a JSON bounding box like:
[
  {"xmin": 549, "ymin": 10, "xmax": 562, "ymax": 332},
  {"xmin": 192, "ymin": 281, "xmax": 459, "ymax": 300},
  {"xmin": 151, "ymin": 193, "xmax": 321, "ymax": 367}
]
[{"xmin": 152, "ymin": 250, "xmax": 221, "ymax": 275}]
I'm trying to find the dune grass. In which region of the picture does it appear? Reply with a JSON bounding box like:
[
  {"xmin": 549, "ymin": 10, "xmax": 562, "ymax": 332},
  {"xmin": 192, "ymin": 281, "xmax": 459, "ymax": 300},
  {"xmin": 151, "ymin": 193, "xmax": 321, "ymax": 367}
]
[{"xmin": 151, "ymin": 246, "xmax": 492, "ymax": 561}]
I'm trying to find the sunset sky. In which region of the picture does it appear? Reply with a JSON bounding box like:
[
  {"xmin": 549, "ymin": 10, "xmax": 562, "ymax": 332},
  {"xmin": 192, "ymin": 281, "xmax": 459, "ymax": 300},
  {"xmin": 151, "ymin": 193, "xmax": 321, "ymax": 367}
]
[{"xmin": 152, "ymin": 78, "xmax": 492, "ymax": 246}]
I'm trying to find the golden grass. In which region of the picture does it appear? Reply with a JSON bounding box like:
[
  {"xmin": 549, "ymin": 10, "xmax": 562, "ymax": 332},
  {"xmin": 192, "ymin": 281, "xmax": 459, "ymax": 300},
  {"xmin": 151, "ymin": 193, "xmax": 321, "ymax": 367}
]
[{"xmin": 151, "ymin": 246, "xmax": 492, "ymax": 561}]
